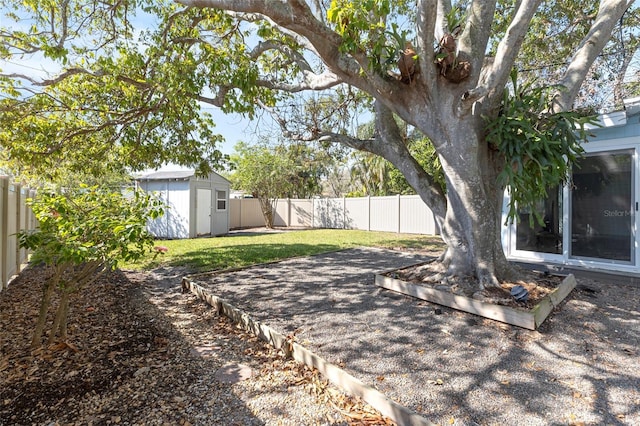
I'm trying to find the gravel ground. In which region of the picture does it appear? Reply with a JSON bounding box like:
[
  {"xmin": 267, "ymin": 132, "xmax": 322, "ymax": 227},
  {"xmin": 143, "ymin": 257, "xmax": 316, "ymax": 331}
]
[{"xmin": 189, "ymin": 247, "xmax": 640, "ymax": 426}]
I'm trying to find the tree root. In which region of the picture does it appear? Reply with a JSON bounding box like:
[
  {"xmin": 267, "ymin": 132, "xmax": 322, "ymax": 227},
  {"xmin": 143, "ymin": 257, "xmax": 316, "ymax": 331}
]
[{"xmin": 406, "ymin": 258, "xmax": 504, "ymax": 295}]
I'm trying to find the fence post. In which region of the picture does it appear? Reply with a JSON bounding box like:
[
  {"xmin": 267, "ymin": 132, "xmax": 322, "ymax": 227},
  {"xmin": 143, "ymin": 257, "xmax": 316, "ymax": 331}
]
[
  {"xmin": 1, "ymin": 177, "xmax": 8, "ymax": 290},
  {"xmin": 367, "ymin": 196, "xmax": 371, "ymax": 231},
  {"xmin": 342, "ymin": 196, "xmax": 346, "ymax": 229},
  {"xmin": 397, "ymin": 194, "xmax": 401, "ymax": 234},
  {"xmin": 15, "ymin": 183, "xmax": 22, "ymax": 275}
]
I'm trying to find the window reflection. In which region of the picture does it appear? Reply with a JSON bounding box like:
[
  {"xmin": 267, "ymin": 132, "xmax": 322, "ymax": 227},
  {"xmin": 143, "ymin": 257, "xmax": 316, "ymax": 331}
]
[
  {"xmin": 571, "ymin": 152, "xmax": 633, "ymax": 262},
  {"xmin": 516, "ymin": 186, "xmax": 563, "ymax": 254}
]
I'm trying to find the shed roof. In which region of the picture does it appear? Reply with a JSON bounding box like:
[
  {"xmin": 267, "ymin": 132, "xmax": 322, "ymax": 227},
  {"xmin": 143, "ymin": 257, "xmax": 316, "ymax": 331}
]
[
  {"xmin": 135, "ymin": 169, "xmax": 232, "ymax": 184},
  {"xmin": 136, "ymin": 170, "xmax": 195, "ymax": 181}
]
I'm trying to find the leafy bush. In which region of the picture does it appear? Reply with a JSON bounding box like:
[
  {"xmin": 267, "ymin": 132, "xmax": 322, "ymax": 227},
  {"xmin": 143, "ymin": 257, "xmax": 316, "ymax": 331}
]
[{"xmin": 18, "ymin": 185, "xmax": 164, "ymax": 348}]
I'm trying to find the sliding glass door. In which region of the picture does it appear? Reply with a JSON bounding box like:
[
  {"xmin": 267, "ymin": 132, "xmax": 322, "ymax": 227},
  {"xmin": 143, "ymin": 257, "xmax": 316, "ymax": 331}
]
[
  {"xmin": 570, "ymin": 151, "xmax": 635, "ymax": 262},
  {"xmin": 515, "ymin": 186, "xmax": 563, "ymax": 254}
]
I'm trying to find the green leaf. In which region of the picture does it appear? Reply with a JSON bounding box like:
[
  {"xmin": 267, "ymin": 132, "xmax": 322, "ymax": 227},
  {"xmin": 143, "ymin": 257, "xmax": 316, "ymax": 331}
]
[{"xmin": 485, "ymin": 70, "xmax": 597, "ymax": 224}]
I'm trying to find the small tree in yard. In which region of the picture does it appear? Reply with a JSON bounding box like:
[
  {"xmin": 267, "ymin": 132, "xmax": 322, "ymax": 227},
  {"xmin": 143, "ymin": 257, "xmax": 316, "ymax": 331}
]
[
  {"xmin": 18, "ymin": 185, "xmax": 164, "ymax": 349},
  {"xmin": 229, "ymin": 141, "xmax": 327, "ymax": 227}
]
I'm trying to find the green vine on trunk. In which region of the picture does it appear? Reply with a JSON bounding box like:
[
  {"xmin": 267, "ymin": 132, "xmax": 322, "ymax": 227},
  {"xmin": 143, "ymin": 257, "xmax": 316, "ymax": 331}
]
[{"xmin": 485, "ymin": 70, "xmax": 599, "ymax": 225}]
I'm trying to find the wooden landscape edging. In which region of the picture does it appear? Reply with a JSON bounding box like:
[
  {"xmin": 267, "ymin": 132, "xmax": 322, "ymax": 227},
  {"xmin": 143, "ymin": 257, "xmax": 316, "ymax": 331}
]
[
  {"xmin": 181, "ymin": 277, "xmax": 434, "ymax": 426},
  {"xmin": 375, "ymin": 272, "xmax": 577, "ymax": 330}
]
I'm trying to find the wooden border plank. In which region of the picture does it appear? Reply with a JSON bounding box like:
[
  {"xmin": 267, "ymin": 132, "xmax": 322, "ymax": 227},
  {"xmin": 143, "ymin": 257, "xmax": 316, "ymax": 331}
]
[
  {"xmin": 375, "ymin": 273, "xmax": 576, "ymax": 330},
  {"xmin": 181, "ymin": 277, "xmax": 434, "ymax": 426}
]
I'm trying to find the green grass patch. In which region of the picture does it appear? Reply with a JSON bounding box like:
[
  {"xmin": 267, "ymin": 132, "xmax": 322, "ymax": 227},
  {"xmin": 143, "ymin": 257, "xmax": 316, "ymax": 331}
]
[{"xmin": 126, "ymin": 229, "xmax": 444, "ymax": 272}]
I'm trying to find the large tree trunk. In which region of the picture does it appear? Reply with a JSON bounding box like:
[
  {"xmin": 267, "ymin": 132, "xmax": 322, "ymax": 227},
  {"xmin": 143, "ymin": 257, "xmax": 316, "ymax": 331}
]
[
  {"xmin": 365, "ymin": 99, "xmax": 513, "ymax": 290},
  {"xmin": 431, "ymin": 115, "xmax": 515, "ymax": 289}
]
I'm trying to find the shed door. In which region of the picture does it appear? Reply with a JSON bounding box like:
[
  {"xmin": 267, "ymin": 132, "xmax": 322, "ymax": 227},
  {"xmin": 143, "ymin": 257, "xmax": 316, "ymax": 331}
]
[
  {"xmin": 212, "ymin": 188, "xmax": 229, "ymax": 236},
  {"xmin": 196, "ymin": 189, "xmax": 212, "ymax": 236}
]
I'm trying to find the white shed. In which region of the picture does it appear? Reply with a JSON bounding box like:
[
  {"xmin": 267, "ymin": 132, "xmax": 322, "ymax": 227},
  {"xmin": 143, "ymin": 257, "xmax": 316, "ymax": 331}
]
[{"xmin": 136, "ymin": 170, "xmax": 230, "ymax": 239}]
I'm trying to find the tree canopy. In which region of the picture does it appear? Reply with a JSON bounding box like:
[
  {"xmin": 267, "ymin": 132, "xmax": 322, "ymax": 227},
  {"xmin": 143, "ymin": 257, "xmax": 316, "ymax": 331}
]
[{"xmin": 2, "ymin": 0, "xmax": 637, "ymax": 288}]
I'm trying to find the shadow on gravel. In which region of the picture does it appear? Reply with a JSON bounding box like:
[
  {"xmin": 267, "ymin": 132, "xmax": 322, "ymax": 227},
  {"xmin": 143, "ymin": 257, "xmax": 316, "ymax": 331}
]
[{"xmin": 189, "ymin": 248, "xmax": 640, "ymax": 425}]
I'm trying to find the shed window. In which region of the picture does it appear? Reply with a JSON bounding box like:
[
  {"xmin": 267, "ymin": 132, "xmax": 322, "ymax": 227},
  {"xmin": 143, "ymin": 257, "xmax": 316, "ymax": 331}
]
[{"xmin": 216, "ymin": 190, "xmax": 227, "ymax": 211}]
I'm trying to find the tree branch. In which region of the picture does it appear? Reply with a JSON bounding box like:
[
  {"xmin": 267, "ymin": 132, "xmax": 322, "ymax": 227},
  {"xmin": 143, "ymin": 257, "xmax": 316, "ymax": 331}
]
[
  {"xmin": 416, "ymin": 0, "xmax": 439, "ymax": 87},
  {"xmin": 249, "ymin": 39, "xmax": 343, "ymax": 91},
  {"xmin": 372, "ymin": 101, "xmax": 446, "ymax": 219},
  {"xmin": 316, "ymin": 102, "xmax": 447, "ymax": 220},
  {"xmin": 466, "ymin": 0, "xmax": 542, "ymax": 110},
  {"xmin": 255, "ymin": 74, "xmax": 341, "ymax": 92},
  {"xmin": 175, "ymin": 0, "xmax": 395, "ymax": 102},
  {"xmin": 457, "ymin": 0, "xmax": 497, "ymax": 86},
  {"xmin": 554, "ymin": 0, "xmax": 633, "ymax": 111}
]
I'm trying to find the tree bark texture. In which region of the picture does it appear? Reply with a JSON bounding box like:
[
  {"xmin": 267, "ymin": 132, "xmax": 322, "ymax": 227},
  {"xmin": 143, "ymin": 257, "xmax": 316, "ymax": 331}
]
[
  {"xmin": 48, "ymin": 290, "xmax": 71, "ymax": 344},
  {"xmin": 426, "ymin": 114, "xmax": 511, "ymax": 287},
  {"xmin": 259, "ymin": 197, "xmax": 276, "ymax": 228},
  {"xmin": 31, "ymin": 272, "xmax": 59, "ymax": 349}
]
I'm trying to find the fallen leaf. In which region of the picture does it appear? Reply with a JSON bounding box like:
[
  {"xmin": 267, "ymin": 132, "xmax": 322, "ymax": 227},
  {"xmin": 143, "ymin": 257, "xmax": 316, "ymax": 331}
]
[
  {"xmin": 134, "ymin": 366, "xmax": 150, "ymax": 377},
  {"xmin": 49, "ymin": 343, "xmax": 68, "ymax": 352},
  {"xmin": 154, "ymin": 336, "xmax": 169, "ymax": 346},
  {"xmin": 65, "ymin": 342, "xmax": 79, "ymax": 352}
]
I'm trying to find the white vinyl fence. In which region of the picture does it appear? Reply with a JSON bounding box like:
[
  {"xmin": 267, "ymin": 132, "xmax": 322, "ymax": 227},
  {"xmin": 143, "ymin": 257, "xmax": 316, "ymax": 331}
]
[
  {"xmin": 0, "ymin": 177, "xmax": 37, "ymax": 291},
  {"xmin": 230, "ymin": 195, "xmax": 440, "ymax": 235}
]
